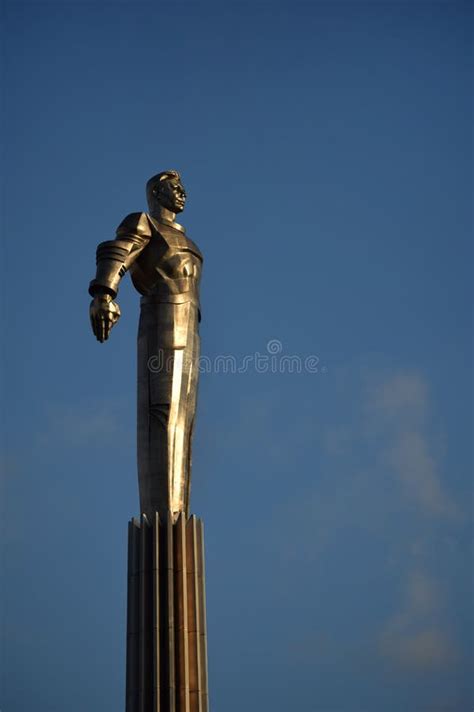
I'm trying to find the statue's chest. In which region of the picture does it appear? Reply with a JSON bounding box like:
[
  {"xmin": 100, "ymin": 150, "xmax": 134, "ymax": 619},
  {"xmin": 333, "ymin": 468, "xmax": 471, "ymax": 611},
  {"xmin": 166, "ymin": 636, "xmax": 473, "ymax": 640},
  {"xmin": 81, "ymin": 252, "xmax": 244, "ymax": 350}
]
[
  {"xmin": 146, "ymin": 222, "xmax": 203, "ymax": 282},
  {"xmin": 160, "ymin": 249, "xmax": 202, "ymax": 281}
]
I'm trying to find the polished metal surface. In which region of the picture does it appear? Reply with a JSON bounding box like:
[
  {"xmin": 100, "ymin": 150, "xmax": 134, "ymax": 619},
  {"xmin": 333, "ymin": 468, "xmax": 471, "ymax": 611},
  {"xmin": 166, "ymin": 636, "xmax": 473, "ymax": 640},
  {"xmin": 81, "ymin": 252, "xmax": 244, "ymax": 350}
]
[
  {"xmin": 126, "ymin": 514, "xmax": 209, "ymax": 712},
  {"xmin": 89, "ymin": 171, "xmax": 203, "ymax": 522}
]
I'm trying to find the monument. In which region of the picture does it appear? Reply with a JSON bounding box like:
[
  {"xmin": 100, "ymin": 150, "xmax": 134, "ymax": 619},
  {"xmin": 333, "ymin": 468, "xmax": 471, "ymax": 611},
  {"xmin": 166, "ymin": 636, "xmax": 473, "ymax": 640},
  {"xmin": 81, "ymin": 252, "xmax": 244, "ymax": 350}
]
[{"xmin": 88, "ymin": 170, "xmax": 208, "ymax": 712}]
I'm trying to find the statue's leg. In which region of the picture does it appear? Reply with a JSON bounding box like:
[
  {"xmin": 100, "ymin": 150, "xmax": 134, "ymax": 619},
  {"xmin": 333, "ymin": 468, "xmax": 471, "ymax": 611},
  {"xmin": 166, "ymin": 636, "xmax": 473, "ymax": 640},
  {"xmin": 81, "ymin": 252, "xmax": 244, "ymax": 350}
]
[
  {"xmin": 182, "ymin": 324, "xmax": 200, "ymax": 516},
  {"xmin": 167, "ymin": 304, "xmax": 200, "ymax": 518},
  {"xmin": 137, "ymin": 301, "xmax": 200, "ymax": 521},
  {"xmin": 137, "ymin": 305, "xmax": 173, "ymax": 517}
]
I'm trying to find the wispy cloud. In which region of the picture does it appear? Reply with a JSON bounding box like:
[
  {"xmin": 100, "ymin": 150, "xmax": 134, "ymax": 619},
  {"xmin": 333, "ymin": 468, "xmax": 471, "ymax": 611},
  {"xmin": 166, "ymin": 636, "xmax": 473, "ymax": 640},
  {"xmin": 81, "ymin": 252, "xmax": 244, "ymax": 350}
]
[
  {"xmin": 279, "ymin": 368, "xmax": 461, "ymax": 560},
  {"xmin": 365, "ymin": 370, "xmax": 459, "ymax": 520},
  {"xmin": 368, "ymin": 370, "xmax": 429, "ymax": 426},
  {"xmin": 381, "ymin": 626, "xmax": 460, "ymax": 670},
  {"xmin": 378, "ymin": 570, "xmax": 460, "ymax": 670},
  {"xmin": 268, "ymin": 365, "xmax": 465, "ymax": 677},
  {"xmin": 387, "ymin": 430, "xmax": 458, "ymax": 519}
]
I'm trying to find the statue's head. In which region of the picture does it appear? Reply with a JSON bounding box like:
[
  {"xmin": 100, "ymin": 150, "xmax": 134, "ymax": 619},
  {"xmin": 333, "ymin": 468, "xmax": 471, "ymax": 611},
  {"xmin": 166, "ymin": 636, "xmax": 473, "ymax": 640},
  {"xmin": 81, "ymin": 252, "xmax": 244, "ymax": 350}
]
[{"xmin": 146, "ymin": 170, "xmax": 186, "ymax": 214}]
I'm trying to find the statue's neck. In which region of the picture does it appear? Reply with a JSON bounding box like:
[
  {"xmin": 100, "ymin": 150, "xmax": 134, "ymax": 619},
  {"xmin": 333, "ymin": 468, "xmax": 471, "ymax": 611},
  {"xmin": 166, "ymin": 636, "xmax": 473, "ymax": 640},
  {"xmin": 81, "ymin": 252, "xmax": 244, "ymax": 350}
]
[{"xmin": 150, "ymin": 205, "xmax": 185, "ymax": 233}]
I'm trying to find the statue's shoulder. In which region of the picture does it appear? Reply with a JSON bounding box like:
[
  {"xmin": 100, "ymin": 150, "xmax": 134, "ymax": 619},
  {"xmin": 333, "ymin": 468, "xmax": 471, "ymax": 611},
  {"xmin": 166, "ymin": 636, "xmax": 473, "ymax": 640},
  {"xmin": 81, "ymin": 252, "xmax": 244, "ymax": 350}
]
[{"xmin": 116, "ymin": 212, "xmax": 153, "ymax": 240}]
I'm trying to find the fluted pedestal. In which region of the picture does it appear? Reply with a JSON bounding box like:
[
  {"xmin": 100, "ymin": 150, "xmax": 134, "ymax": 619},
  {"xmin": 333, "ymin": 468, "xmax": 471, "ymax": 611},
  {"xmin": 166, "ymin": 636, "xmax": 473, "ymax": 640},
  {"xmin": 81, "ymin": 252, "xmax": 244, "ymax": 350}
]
[{"xmin": 126, "ymin": 513, "xmax": 209, "ymax": 712}]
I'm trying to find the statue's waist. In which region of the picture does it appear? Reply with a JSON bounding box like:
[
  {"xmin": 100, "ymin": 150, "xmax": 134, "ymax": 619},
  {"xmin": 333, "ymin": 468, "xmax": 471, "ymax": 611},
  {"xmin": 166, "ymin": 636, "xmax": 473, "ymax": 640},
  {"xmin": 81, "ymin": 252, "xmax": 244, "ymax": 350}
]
[
  {"xmin": 140, "ymin": 282, "xmax": 201, "ymax": 320},
  {"xmin": 140, "ymin": 275, "xmax": 199, "ymax": 299},
  {"xmin": 139, "ymin": 291, "xmax": 201, "ymax": 328},
  {"xmin": 140, "ymin": 292, "xmax": 199, "ymax": 306}
]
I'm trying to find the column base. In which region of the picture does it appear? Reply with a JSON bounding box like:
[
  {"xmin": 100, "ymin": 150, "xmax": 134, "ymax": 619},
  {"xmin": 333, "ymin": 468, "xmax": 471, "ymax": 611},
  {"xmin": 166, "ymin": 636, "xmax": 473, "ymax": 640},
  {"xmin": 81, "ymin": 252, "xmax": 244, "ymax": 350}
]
[{"xmin": 126, "ymin": 512, "xmax": 209, "ymax": 712}]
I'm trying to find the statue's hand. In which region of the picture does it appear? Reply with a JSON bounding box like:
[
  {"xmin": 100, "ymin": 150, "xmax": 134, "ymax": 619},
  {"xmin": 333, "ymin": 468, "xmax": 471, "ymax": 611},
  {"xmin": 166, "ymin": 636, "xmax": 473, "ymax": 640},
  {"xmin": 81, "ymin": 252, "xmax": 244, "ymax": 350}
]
[{"xmin": 89, "ymin": 294, "xmax": 121, "ymax": 343}]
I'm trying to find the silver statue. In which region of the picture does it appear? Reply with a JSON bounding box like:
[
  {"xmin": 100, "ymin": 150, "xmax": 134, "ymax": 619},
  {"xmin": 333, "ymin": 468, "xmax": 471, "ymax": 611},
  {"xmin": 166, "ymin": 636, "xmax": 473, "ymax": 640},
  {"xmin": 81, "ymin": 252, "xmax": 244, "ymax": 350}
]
[{"xmin": 89, "ymin": 171, "xmax": 202, "ymax": 522}]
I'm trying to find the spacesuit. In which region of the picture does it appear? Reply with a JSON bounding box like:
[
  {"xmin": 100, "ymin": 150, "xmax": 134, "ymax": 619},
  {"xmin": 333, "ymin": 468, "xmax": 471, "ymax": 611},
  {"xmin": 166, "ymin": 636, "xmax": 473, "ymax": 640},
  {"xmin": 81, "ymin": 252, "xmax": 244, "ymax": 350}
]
[{"xmin": 89, "ymin": 207, "xmax": 203, "ymax": 522}]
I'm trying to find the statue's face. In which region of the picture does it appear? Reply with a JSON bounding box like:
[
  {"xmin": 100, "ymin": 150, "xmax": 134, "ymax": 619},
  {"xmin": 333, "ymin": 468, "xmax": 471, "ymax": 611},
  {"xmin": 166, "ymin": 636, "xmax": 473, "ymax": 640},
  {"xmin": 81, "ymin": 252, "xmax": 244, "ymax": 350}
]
[{"xmin": 157, "ymin": 178, "xmax": 187, "ymax": 213}]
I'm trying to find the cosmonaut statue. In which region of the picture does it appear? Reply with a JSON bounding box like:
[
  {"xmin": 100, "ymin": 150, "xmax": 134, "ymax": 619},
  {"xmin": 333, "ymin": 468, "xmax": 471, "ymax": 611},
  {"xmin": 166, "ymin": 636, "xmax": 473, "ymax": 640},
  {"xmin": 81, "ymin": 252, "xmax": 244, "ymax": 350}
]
[{"xmin": 88, "ymin": 171, "xmax": 202, "ymax": 522}]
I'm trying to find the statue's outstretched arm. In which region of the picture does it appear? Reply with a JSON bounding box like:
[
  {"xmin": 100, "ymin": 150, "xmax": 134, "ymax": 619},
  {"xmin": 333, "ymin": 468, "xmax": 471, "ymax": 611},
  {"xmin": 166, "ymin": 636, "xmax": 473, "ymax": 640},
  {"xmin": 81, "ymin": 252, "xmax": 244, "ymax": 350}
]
[{"xmin": 89, "ymin": 212, "xmax": 151, "ymax": 342}]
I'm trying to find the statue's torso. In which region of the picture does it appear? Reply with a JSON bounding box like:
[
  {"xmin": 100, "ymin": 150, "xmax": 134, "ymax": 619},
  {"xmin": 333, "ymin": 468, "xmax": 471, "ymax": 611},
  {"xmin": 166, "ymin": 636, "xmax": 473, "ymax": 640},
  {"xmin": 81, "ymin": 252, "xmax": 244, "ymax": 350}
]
[{"xmin": 130, "ymin": 216, "xmax": 203, "ymax": 304}]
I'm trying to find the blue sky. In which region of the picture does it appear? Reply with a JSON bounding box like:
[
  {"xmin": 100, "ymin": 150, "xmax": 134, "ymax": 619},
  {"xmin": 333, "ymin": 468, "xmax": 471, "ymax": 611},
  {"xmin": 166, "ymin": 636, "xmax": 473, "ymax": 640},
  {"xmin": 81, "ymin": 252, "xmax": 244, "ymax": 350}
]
[{"xmin": 1, "ymin": 1, "xmax": 472, "ymax": 711}]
